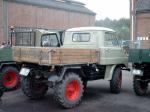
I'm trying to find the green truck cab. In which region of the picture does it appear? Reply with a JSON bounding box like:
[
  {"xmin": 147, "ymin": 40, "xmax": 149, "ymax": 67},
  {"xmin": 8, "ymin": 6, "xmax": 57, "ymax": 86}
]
[
  {"xmin": 129, "ymin": 42, "xmax": 150, "ymax": 96},
  {"xmin": 0, "ymin": 48, "xmax": 13, "ymax": 61}
]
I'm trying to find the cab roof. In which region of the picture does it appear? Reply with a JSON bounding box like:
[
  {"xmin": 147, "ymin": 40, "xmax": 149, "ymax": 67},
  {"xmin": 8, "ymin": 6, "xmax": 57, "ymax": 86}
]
[
  {"xmin": 66, "ymin": 27, "xmax": 115, "ymax": 32},
  {"xmin": 36, "ymin": 29, "xmax": 56, "ymax": 34}
]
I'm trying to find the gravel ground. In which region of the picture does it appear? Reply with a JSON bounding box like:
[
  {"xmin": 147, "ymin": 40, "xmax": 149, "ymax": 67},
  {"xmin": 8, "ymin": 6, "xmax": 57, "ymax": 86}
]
[{"xmin": 0, "ymin": 71, "xmax": 150, "ymax": 112}]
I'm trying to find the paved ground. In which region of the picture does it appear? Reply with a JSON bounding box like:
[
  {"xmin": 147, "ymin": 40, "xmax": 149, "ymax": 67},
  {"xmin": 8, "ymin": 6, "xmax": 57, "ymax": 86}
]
[{"xmin": 0, "ymin": 71, "xmax": 150, "ymax": 112}]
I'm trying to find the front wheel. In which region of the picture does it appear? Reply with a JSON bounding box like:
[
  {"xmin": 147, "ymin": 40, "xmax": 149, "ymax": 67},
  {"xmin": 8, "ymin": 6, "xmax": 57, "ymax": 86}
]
[
  {"xmin": 110, "ymin": 67, "xmax": 122, "ymax": 94},
  {"xmin": 54, "ymin": 72, "xmax": 84, "ymax": 108},
  {"xmin": 21, "ymin": 76, "xmax": 48, "ymax": 100},
  {"xmin": 133, "ymin": 76, "xmax": 148, "ymax": 96}
]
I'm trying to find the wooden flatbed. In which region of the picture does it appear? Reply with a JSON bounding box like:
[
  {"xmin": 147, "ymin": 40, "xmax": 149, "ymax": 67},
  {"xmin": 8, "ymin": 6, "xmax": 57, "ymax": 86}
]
[{"xmin": 13, "ymin": 47, "xmax": 98, "ymax": 65}]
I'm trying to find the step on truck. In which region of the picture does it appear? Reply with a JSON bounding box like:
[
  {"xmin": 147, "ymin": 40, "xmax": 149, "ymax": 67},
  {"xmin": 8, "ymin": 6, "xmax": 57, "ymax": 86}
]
[
  {"xmin": 0, "ymin": 29, "xmax": 62, "ymax": 98},
  {"xmin": 13, "ymin": 27, "xmax": 128, "ymax": 108},
  {"xmin": 129, "ymin": 40, "xmax": 150, "ymax": 96}
]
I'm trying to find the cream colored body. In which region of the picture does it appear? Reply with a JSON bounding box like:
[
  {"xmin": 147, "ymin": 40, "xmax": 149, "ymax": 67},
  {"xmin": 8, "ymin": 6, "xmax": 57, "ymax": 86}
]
[
  {"xmin": 63, "ymin": 27, "xmax": 128, "ymax": 80},
  {"xmin": 63, "ymin": 27, "xmax": 128, "ymax": 65},
  {"xmin": 13, "ymin": 27, "xmax": 128, "ymax": 80}
]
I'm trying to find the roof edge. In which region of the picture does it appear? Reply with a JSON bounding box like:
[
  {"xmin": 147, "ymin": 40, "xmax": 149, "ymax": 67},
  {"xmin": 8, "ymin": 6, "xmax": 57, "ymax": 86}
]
[
  {"xmin": 66, "ymin": 27, "xmax": 115, "ymax": 32},
  {"xmin": 4, "ymin": 0, "xmax": 96, "ymax": 15}
]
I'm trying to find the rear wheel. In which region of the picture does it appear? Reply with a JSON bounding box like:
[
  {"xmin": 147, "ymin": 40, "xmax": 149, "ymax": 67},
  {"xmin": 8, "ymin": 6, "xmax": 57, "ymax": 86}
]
[
  {"xmin": 54, "ymin": 72, "xmax": 84, "ymax": 108},
  {"xmin": 133, "ymin": 76, "xmax": 148, "ymax": 96},
  {"xmin": 110, "ymin": 67, "xmax": 122, "ymax": 94},
  {"xmin": 0, "ymin": 67, "xmax": 19, "ymax": 91},
  {"xmin": 21, "ymin": 76, "xmax": 48, "ymax": 100}
]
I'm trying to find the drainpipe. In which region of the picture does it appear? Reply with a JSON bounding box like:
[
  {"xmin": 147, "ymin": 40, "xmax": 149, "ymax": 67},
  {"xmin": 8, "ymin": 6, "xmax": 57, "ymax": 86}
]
[{"xmin": 131, "ymin": 0, "xmax": 134, "ymax": 41}]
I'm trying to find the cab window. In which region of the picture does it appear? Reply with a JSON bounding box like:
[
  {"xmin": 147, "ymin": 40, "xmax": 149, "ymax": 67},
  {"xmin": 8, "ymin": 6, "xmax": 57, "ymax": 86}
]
[
  {"xmin": 16, "ymin": 32, "xmax": 35, "ymax": 46},
  {"xmin": 104, "ymin": 32, "xmax": 118, "ymax": 46},
  {"xmin": 41, "ymin": 34, "xmax": 59, "ymax": 47},
  {"xmin": 72, "ymin": 33, "xmax": 90, "ymax": 42}
]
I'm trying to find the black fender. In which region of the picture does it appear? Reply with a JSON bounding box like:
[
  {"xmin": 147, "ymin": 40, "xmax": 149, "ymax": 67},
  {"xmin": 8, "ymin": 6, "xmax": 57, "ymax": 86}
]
[
  {"xmin": 48, "ymin": 65, "xmax": 83, "ymax": 83},
  {"xmin": 0, "ymin": 61, "xmax": 21, "ymax": 72}
]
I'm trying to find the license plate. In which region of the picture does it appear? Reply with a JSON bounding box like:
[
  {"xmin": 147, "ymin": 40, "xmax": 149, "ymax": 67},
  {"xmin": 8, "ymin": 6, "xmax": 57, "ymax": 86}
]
[
  {"xmin": 132, "ymin": 69, "xmax": 143, "ymax": 76},
  {"xmin": 20, "ymin": 68, "xmax": 30, "ymax": 76}
]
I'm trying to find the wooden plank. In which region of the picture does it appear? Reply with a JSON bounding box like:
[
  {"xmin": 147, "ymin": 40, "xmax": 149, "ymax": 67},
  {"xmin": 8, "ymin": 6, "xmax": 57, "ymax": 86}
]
[
  {"xmin": 51, "ymin": 48, "xmax": 98, "ymax": 65},
  {"xmin": 13, "ymin": 47, "xmax": 98, "ymax": 65},
  {"xmin": 13, "ymin": 47, "xmax": 21, "ymax": 61}
]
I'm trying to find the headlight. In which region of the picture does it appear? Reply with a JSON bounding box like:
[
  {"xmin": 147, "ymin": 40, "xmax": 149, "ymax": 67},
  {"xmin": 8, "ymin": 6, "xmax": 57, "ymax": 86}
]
[{"xmin": 132, "ymin": 69, "xmax": 143, "ymax": 76}]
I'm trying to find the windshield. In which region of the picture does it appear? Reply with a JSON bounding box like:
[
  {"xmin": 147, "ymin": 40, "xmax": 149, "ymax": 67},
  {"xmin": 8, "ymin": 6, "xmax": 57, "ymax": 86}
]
[{"xmin": 41, "ymin": 34, "xmax": 59, "ymax": 47}]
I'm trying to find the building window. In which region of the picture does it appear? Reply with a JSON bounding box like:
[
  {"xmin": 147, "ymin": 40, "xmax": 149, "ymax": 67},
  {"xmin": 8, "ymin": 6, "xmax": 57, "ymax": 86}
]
[{"xmin": 72, "ymin": 33, "xmax": 90, "ymax": 42}]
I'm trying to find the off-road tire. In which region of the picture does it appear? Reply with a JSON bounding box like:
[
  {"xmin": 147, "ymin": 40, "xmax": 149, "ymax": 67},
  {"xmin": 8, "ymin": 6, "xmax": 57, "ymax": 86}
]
[
  {"xmin": 21, "ymin": 76, "xmax": 48, "ymax": 100},
  {"xmin": 0, "ymin": 90, "xmax": 3, "ymax": 97},
  {"xmin": 110, "ymin": 67, "xmax": 122, "ymax": 94},
  {"xmin": 54, "ymin": 72, "xmax": 84, "ymax": 108},
  {"xmin": 133, "ymin": 76, "xmax": 148, "ymax": 96},
  {"xmin": 0, "ymin": 66, "xmax": 19, "ymax": 91}
]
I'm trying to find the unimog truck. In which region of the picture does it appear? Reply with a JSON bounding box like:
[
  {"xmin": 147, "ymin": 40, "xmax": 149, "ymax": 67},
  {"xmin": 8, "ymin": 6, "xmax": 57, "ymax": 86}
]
[
  {"xmin": 13, "ymin": 27, "xmax": 128, "ymax": 108},
  {"xmin": 0, "ymin": 29, "xmax": 62, "ymax": 98},
  {"xmin": 129, "ymin": 40, "xmax": 150, "ymax": 96}
]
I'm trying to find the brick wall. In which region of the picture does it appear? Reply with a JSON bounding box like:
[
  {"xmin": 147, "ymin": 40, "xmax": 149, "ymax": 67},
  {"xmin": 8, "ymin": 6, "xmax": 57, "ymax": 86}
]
[
  {"xmin": 131, "ymin": 0, "xmax": 150, "ymax": 40},
  {"xmin": 8, "ymin": 2, "xmax": 95, "ymax": 29},
  {"xmin": 136, "ymin": 13, "xmax": 150, "ymax": 38},
  {"xmin": 130, "ymin": 0, "xmax": 150, "ymax": 48},
  {"xmin": 136, "ymin": 13, "xmax": 150, "ymax": 49},
  {"xmin": 0, "ymin": 1, "xmax": 95, "ymax": 44}
]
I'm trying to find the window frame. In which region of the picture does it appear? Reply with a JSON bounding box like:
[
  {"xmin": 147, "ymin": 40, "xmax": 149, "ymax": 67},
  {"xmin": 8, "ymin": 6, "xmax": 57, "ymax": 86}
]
[
  {"xmin": 72, "ymin": 33, "xmax": 91, "ymax": 42},
  {"xmin": 15, "ymin": 32, "xmax": 35, "ymax": 46},
  {"xmin": 41, "ymin": 33, "xmax": 60, "ymax": 47},
  {"xmin": 104, "ymin": 32, "xmax": 119, "ymax": 47}
]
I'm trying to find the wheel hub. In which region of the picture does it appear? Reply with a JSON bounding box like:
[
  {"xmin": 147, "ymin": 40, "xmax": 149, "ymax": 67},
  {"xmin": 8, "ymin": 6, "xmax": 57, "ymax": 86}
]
[
  {"xmin": 65, "ymin": 80, "xmax": 80, "ymax": 102},
  {"xmin": 3, "ymin": 71, "xmax": 17, "ymax": 88}
]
